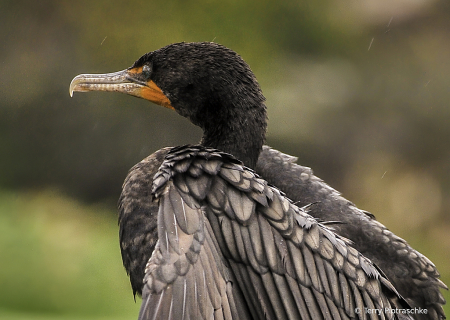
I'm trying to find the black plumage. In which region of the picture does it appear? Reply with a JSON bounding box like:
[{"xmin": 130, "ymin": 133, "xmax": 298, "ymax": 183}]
[
  {"xmin": 125, "ymin": 145, "xmax": 411, "ymax": 320},
  {"xmin": 70, "ymin": 42, "xmax": 446, "ymax": 320}
]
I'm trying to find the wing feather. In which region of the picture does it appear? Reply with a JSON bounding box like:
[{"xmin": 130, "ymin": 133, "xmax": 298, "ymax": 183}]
[
  {"xmin": 272, "ymin": 273, "xmax": 302, "ymax": 319},
  {"xmin": 239, "ymin": 219, "xmax": 268, "ymax": 273},
  {"xmin": 260, "ymin": 272, "xmax": 289, "ymax": 320},
  {"xmin": 302, "ymin": 244, "xmax": 323, "ymax": 292},
  {"xmin": 324, "ymin": 258, "xmax": 342, "ymax": 307},
  {"xmin": 246, "ymin": 265, "xmax": 278, "ymax": 319},
  {"xmin": 135, "ymin": 146, "xmax": 413, "ymax": 320},
  {"xmin": 285, "ymin": 274, "xmax": 313, "ymax": 320},
  {"xmin": 339, "ymin": 272, "xmax": 356, "ymax": 317},
  {"xmin": 300, "ymin": 284, "xmax": 324, "ymax": 319},
  {"xmin": 315, "ymin": 251, "xmax": 332, "ymax": 298},
  {"xmin": 228, "ymin": 261, "xmax": 265, "ymax": 319}
]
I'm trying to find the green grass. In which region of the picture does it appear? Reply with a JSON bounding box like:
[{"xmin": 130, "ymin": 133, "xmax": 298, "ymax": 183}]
[
  {"xmin": 0, "ymin": 190, "xmax": 140, "ymax": 319},
  {"xmin": 0, "ymin": 309, "xmax": 137, "ymax": 320}
]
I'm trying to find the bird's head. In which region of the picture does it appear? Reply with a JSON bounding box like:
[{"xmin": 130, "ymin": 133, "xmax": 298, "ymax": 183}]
[{"xmin": 70, "ymin": 42, "xmax": 267, "ymax": 167}]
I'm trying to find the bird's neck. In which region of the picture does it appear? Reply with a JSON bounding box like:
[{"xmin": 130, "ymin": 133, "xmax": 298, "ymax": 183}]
[{"xmin": 200, "ymin": 102, "xmax": 267, "ymax": 169}]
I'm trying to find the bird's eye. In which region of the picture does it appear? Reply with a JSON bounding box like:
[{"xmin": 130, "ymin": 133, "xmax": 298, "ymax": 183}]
[{"xmin": 142, "ymin": 64, "xmax": 152, "ymax": 76}]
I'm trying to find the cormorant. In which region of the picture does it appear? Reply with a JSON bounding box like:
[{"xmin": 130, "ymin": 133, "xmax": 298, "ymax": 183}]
[{"xmin": 70, "ymin": 42, "xmax": 446, "ymax": 320}]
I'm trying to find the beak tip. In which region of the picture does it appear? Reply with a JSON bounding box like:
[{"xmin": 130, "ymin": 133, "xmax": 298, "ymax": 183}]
[{"xmin": 69, "ymin": 76, "xmax": 79, "ymax": 97}]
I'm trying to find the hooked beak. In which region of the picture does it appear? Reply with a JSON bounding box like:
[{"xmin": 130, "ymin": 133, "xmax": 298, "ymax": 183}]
[{"xmin": 69, "ymin": 67, "xmax": 173, "ymax": 109}]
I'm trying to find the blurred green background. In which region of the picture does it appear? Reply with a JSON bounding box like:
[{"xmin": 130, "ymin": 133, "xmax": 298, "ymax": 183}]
[{"xmin": 1, "ymin": 0, "xmax": 449, "ymax": 319}]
